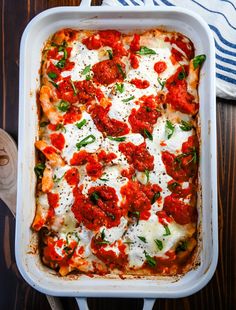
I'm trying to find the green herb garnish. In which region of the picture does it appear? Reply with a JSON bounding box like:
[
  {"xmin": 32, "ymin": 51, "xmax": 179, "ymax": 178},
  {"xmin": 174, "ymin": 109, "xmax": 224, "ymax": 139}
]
[
  {"xmin": 52, "ymin": 174, "xmax": 64, "ymax": 183},
  {"xmin": 117, "ymin": 64, "xmax": 126, "ymax": 78},
  {"xmin": 143, "ymin": 129, "xmax": 153, "ymax": 141},
  {"xmin": 151, "ymin": 192, "xmax": 160, "ymax": 204},
  {"xmin": 107, "ymin": 50, "xmax": 113, "ymax": 60},
  {"xmin": 176, "ymin": 240, "xmax": 188, "ymax": 252},
  {"xmin": 56, "ymin": 123, "xmax": 66, "ymax": 132},
  {"xmin": 128, "ymin": 211, "xmax": 140, "ymax": 225},
  {"xmin": 47, "ymin": 72, "xmax": 57, "ymax": 80},
  {"xmin": 86, "ymin": 75, "xmax": 91, "ymax": 81},
  {"xmin": 167, "ymin": 182, "xmax": 180, "ymax": 191},
  {"xmin": 116, "ymin": 83, "xmax": 124, "ymax": 93},
  {"xmin": 101, "ymin": 229, "xmax": 106, "ymax": 240},
  {"xmin": 90, "ymin": 191, "xmax": 100, "ymax": 204},
  {"xmin": 137, "ymin": 46, "xmax": 156, "ymax": 55},
  {"xmin": 82, "ymin": 64, "xmax": 91, "ymax": 75},
  {"xmin": 58, "ymin": 100, "xmax": 70, "ymax": 112},
  {"xmin": 179, "ymin": 120, "xmax": 193, "ymax": 131},
  {"xmin": 157, "ymin": 77, "xmax": 166, "ymax": 90},
  {"xmin": 70, "ymin": 79, "xmax": 77, "ymax": 95},
  {"xmin": 163, "ymin": 225, "xmax": 171, "ymax": 236},
  {"xmin": 34, "ymin": 163, "xmax": 45, "ymax": 178},
  {"xmin": 76, "ymin": 135, "xmax": 96, "ymax": 150},
  {"xmin": 40, "ymin": 121, "xmax": 49, "ymax": 127},
  {"xmin": 144, "ymin": 169, "xmax": 150, "ymax": 183},
  {"xmin": 56, "ymin": 58, "xmax": 66, "ymax": 69},
  {"xmin": 193, "ymin": 54, "xmax": 206, "ymax": 70},
  {"xmin": 138, "ymin": 236, "xmax": 147, "ymax": 243},
  {"xmin": 100, "ymin": 178, "xmax": 109, "ymax": 182},
  {"xmin": 154, "ymin": 239, "xmax": 163, "ymax": 251},
  {"xmin": 49, "ymin": 80, "xmax": 58, "ymax": 88},
  {"xmin": 122, "ymin": 96, "xmax": 135, "ymax": 103},
  {"xmin": 66, "ymin": 232, "xmax": 80, "ymax": 244},
  {"xmin": 144, "ymin": 251, "xmax": 156, "ymax": 267},
  {"xmin": 76, "ymin": 119, "xmax": 87, "ymax": 129},
  {"xmin": 107, "ymin": 136, "xmax": 126, "ymax": 142},
  {"xmin": 165, "ymin": 120, "xmax": 175, "ymax": 139}
]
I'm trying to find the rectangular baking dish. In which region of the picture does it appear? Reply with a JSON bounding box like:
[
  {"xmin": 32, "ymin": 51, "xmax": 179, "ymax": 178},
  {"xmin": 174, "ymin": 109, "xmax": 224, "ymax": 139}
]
[{"xmin": 16, "ymin": 1, "xmax": 218, "ymax": 305}]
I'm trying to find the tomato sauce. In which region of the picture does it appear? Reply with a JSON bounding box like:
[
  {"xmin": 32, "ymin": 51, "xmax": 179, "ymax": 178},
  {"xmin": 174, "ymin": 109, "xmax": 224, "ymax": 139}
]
[
  {"xmin": 50, "ymin": 133, "xmax": 65, "ymax": 151},
  {"xmin": 65, "ymin": 168, "xmax": 80, "ymax": 186},
  {"xmin": 130, "ymin": 79, "xmax": 150, "ymax": 89},
  {"xmin": 165, "ymin": 66, "xmax": 198, "ymax": 115},
  {"xmin": 154, "ymin": 61, "xmax": 167, "ymax": 74},
  {"xmin": 47, "ymin": 192, "xmax": 59, "ymax": 209},
  {"xmin": 165, "ymin": 35, "xmax": 194, "ymax": 60},
  {"xmin": 63, "ymin": 106, "xmax": 82, "ymax": 125},
  {"xmin": 156, "ymin": 210, "xmax": 173, "ymax": 225},
  {"xmin": 91, "ymin": 104, "xmax": 129, "ymax": 137},
  {"xmin": 129, "ymin": 95, "xmax": 161, "ymax": 135},
  {"xmin": 92, "ymin": 59, "xmax": 126, "ymax": 85},
  {"xmin": 120, "ymin": 180, "xmax": 162, "ymax": 220},
  {"xmin": 74, "ymin": 80, "xmax": 105, "ymax": 106},
  {"xmin": 72, "ymin": 185, "xmax": 122, "ymax": 230},
  {"xmin": 97, "ymin": 150, "xmax": 117, "ymax": 163},
  {"xmin": 43, "ymin": 146, "xmax": 57, "ymax": 156},
  {"xmin": 167, "ymin": 180, "xmax": 194, "ymax": 198},
  {"xmin": 119, "ymin": 142, "xmax": 154, "ymax": 172},
  {"xmin": 163, "ymin": 194, "xmax": 197, "ymax": 225}
]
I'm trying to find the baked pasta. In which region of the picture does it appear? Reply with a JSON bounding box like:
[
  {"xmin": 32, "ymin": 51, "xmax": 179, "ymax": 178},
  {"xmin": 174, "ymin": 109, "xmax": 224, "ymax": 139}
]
[{"xmin": 33, "ymin": 28, "xmax": 205, "ymax": 277}]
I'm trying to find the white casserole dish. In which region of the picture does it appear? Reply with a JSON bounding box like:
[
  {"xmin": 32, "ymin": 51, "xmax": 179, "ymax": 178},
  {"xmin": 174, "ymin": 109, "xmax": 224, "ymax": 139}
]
[{"xmin": 16, "ymin": 1, "xmax": 218, "ymax": 308}]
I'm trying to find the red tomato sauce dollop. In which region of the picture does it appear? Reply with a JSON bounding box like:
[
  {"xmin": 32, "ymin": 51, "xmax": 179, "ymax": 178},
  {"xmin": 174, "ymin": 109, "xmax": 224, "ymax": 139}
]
[{"xmin": 50, "ymin": 133, "xmax": 65, "ymax": 151}]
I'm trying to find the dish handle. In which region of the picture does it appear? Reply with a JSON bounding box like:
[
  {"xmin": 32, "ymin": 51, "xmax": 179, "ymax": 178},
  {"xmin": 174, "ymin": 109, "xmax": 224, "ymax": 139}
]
[
  {"xmin": 79, "ymin": 0, "xmax": 155, "ymax": 7},
  {"xmin": 76, "ymin": 297, "xmax": 156, "ymax": 310}
]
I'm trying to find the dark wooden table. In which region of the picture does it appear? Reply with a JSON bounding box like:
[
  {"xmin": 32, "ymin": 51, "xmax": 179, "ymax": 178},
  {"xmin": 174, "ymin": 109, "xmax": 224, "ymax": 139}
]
[{"xmin": 0, "ymin": 1, "xmax": 235, "ymax": 309}]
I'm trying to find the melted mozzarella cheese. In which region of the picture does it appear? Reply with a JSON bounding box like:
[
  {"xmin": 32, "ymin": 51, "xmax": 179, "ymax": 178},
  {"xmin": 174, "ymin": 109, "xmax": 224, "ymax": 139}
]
[
  {"xmin": 99, "ymin": 217, "xmax": 127, "ymax": 244},
  {"xmin": 62, "ymin": 112, "xmax": 103, "ymax": 162},
  {"xmin": 125, "ymin": 214, "xmax": 189, "ymax": 267}
]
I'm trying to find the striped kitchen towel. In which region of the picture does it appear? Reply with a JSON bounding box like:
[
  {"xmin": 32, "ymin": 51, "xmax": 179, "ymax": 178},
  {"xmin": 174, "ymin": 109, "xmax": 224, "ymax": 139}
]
[{"xmin": 102, "ymin": 0, "xmax": 236, "ymax": 99}]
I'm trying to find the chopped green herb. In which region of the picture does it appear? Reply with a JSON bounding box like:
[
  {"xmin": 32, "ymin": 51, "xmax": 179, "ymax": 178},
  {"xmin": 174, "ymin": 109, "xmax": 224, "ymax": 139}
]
[
  {"xmin": 145, "ymin": 106, "xmax": 151, "ymax": 112},
  {"xmin": 47, "ymin": 72, "xmax": 57, "ymax": 80},
  {"xmin": 143, "ymin": 129, "xmax": 153, "ymax": 141},
  {"xmin": 165, "ymin": 120, "xmax": 175, "ymax": 139},
  {"xmin": 107, "ymin": 136, "xmax": 126, "ymax": 142},
  {"xmin": 86, "ymin": 75, "xmax": 91, "ymax": 81},
  {"xmin": 90, "ymin": 191, "xmax": 100, "ymax": 204},
  {"xmin": 66, "ymin": 232, "xmax": 80, "ymax": 244},
  {"xmin": 96, "ymin": 240, "xmax": 110, "ymax": 245},
  {"xmin": 116, "ymin": 83, "xmax": 124, "ymax": 93},
  {"xmin": 49, "ymin": 80, "xmax": 58, "ymax": 88},
  {"xmin": 63, "ymin": 48, "xmax": 68, "ymax": 59},
  {"xmin": 163, "ymin": 225, "xmax": 171, "ymax": 236},
  {"xmin": 157, "ymin": 77, "xmax": 166, "ymax": 90},
  {"xmin": 117, "ymin": 64, "xmax": 126, "ymax": 78},
  {"xmin": 107, "ymin": 50, "xmax": 113, "ymax": 60},
  {"xmin": 70, "ymin": 79, "xmax": 77, "ymax": 95},
  {"xmin": 76, "ymin": 134, "xmax": 96, "ymax": 150},
  {"xmin": 151, "ymin": 192, "xmax": 160, "ymax": 204},
  {"xmin": 138, "ymin": 236, "xmax": 147, "ymax": 243},
  {"xmin": 137, "ymin": 46, "xmax": 156, "ymax": 55},
  {"xmin": 175, "ymin": 148, "xmax": 198, "ymax": 166},
  {"xmin": 63, "ymin": 246, "xmax": 75, "ymax": 256},
  {"xmin": 179, "ymin": 120, "xmax": 193, "ymax": 131},
  {"xmin": 34, "ymin": 163, "xmax": 45, "ymax": 178},
  {"xmin": 144, "ymin": 251, "xmax": 156, "ymax": 267},
  {"xmin": 167, "ymin": 182, "xmax": 180, "ymax": 191},
  {"xmin": 128, "ymin": 211, "xmax": 140, "ymax": 225},
  {"xmin": 76, "ymin": 119, "xmax": 87, "ymax": 129},
  {"xmin": 82, "ymin": 65, "xmax": 91, "ymax": 75},
  {"xmin": 40, "ymin": 121, "xmax": 49, "ymax": 127},
  {"xmin": 178, "ymin": 69, "xmax": 186, "ymax": 80},
  {"xmin": 154, "ymin": 239, "xmax": 163, "ymax": 251},
  {"xmin": 56, "ymin": 58, "xmax": 66, "ymax": 69},
  {"xmin": 193, "ymin": 54, "xmax": 206, "ymax": 70},
  {"xmin": 124, "ymin": 240, "xmax": 134, "ymax": 245},
  {"xmin": 100, "ymin": 178, "xmax": 109, "ymax": 182},
  {"xmin": 144, "ymin": 169, "xmax": 150, "ymax": 183},
  {"xmin": 176, "ymin": 240, "xmax": 188, "ymax": 252},
  {"xmin": 101, "ymin": 229, "xmax": 106, "ymax": 240},
  {"xmin": 52, "ymin": 174, "xmax": 64, "ymax": 183},
  {"xmin": 122, "ymin": 96, "xmax": 135, "ymax": 103},
  {"xmin": 56, "ymin": 123, "xmax": 66, "ymax": 132},
  {"xmin": 58, "ymin": 100, "xmax": 70, "ymax": 112}
]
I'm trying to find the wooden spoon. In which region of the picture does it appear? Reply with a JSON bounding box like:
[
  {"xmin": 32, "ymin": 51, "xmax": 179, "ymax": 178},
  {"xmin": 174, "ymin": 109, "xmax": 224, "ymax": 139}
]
[{"xmin": 0, "ymin": 128, "xmax": 64, "ymax": 310}]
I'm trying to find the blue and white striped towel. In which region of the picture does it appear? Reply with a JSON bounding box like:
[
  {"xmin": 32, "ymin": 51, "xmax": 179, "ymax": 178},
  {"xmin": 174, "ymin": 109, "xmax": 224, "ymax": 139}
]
[{"xmin": 102, "ymin": 0, "xmax": 236, "ymax": 99}]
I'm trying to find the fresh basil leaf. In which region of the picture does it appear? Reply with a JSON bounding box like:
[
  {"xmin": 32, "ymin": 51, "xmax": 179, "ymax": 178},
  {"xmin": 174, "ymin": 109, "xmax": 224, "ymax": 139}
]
[
  {"xmin": 117, "ymin": 64, "xmax": 126, "ymax": 78},
  {"xmin": 138, "ymin": 236, "xmax": 147, "ymax": 243},
  {"xmin": 34, "ymin": 163, "xmax": 45, "ymax": 178},
  {"xmin": 66, "ymin": 232, "xmax": 80, "ymax": 244},
  {"xmin": 176, "ymin": 240, "xmax": 188, "ymax": 252},
  {"xmin": 58, "ymin": 100, "xmax": 70, "ymax": 112},
  {"xmin": 49, "ymin": 80, "xmax": 58, "ymax": 88},
  {"xmin": 56, "ymin": 58, "xmax": 66, "ymax": 69},
  {"xmin": 47, "ymin": 72, "xmax": 57, "ymax": 80},
  {"xmin": 137, "ymin": 46, "xmax": 156, "ymax": 55},
  {"xmin": 100, "ymin": 178, "xmax": 109, "ymax": 182},
  {"xmin": 90, "ymin": 191, "xmax": 100, "ymax": 204},
  {"xmin": 101, "ymin": 229, "xmax": 106, "ymax": 240},
  {"xmin": 163, "ymin": 225, "xmax": 171, "ymax": 236},
  {"xmin": 144, "ymin": 169, "xmax": 150, "ymax": 183},
  {"xmin": 143, "ymin": 129, "xmax": 153, "ymax": 141},
  {"xmin": 56, "ymin": 123, "xmax": 66, "ymax": 132},
  {"xmin": 107, "ymin": 50, "xmax": 113, "ymax": 60},
  {"xmin": 122, "ymin": 96, "xmax": 135, "ymax": 103},
  {"xmin": 107, "ymin": 136, "xmax": 126, "ymax": 142},
  {"xmin": 167, "ymin": 182, "xmax": 180, "ymax": 191},
  {"xmin": 154, "ymin": 239, "xmax": 163, "ymax": 251},
  {"xmin": 116, "ymin": 83, "xmax": 124, "ymax": 93},
  {"xmin": 76, "ymin": 119, "xmax": 87, "ymax": 129},
  {"xmin": 165, "ymin": 120, "xmax": 175, "ymax": 139},
  {"xmin": 82, "ymin": 65, "xmax": 91, "ymax": 75},
  {"xmin": 76, "ymin": 135, "xmax": 96, "ymax": 150},
  {"xmin": 86, "ymin": 75, "xmax": 91, "ymax": 81},
  {"xmin": 151, "ymin": 192, "xmax": 160, "ymax": 204},
  {"xmin": 157, "ymin": 77, "xmax": 166, "ymax": 90},
  {"xmin": 144, "ymin": 251, "xmax": 156, "ymax": 267},
  {"xmin": 179, "ymin": 120, "xmax": 193, "ymax": 131},
  {"xmin": 70, "ymin": 79, "xmax": 77, "ymax": 95},
  {"xmin": 193, "ymin": 54, "xmax": 206, "ymax": 70}
]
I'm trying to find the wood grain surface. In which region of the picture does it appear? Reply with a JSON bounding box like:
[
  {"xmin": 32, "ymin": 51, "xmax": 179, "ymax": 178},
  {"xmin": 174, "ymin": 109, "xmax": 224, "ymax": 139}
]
[{"xmin": 0, "ymin": 1, "xmax": 235, "ymax": 309}]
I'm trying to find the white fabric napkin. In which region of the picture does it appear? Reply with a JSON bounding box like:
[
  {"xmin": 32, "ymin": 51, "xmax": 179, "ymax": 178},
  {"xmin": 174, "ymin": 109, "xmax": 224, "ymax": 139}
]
[{"xmin": 102, "ymin": 0, "xmax": 236, "ymax": 99}]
